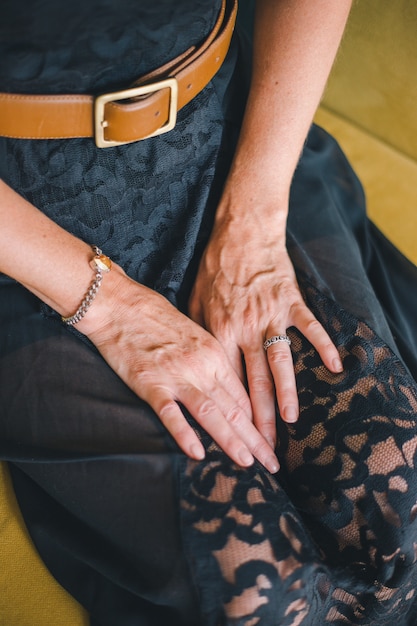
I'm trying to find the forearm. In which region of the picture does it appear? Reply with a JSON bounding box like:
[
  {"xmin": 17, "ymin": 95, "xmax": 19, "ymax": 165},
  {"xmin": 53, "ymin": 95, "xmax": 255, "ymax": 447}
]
[
  {"xmin": 0, "ymin": 179, "xmax": 124, "ymax": 324},
  {"xmin": 220, "ymin": 0, "xmax": 352, "ymax": 218}
]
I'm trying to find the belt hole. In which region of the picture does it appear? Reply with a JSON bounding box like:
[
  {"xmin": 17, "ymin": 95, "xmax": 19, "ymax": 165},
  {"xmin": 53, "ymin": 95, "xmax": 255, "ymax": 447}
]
[
  {"xmin": 187, "ymin": 83, "xmax": 192, "ymax": 90},
  {"xmin": 154, "ymin": 111, "xmax": 160, "ymax": 117}
]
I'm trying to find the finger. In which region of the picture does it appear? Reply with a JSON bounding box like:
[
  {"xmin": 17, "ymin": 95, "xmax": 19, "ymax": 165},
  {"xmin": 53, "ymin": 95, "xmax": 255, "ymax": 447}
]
[
  {"xmin": 179, "ymin": 384, "xmax": 279, "ymax": 473},
  {"xmin": 180, "ymin": 385, "xmax": 255, "ymax": 467},
  {"xmin": 146, "ymin": 375, "xmax": 252, "ymax": 467},
  {"xmin": 209, "ymin": 379, "xmax": 279, "ymax": 473},
  {"xmin": 291, "ymin": 303, "xmax": 343, "ymax": 373},
  {"xmin": 266, "ymin": 339, "xmax": 299, "ymax": 424},
  {"xmin": 243, "ymin": 347, "xmax": 277, "ymax": 449},
  {"xmin": 150, "ymin": 392, "xmax": 206, "ymax": 460}
]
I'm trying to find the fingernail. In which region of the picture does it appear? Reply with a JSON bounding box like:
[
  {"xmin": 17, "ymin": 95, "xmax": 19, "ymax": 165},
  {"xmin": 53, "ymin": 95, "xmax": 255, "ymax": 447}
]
[
  {"xmin": 238, "ymin": 447, "xmax": 254, "ymax": 467},
  {"xmin": 284, "ymin": 406, "xmax": 298, "ymax": 423},
  {"xmin": 333, "ymin": 357, "xmax": 343, "ymax": 373},
  {"xmin": 190, "ymin": 443, "xmax": 205, "ymax": 461},
  {"xmin": 265, "ymin": 455, "xmax": 280, "ymax": 474}
]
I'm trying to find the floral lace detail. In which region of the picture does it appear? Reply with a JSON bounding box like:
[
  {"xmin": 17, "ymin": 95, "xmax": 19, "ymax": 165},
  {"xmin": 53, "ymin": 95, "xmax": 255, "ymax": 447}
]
[
  {"xmin": 0, "ymin": 0, "xmax": 221, "ymax": 94},
  {"xmin": 180, "ymin": 280, "xmax": 417, "ymax": 625}
]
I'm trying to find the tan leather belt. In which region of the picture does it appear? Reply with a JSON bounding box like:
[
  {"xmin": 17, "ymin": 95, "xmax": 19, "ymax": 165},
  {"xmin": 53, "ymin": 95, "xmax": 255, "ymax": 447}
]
[{"xmin": 0, "ymin": 0, "xmax": 236, "ymax": 147}]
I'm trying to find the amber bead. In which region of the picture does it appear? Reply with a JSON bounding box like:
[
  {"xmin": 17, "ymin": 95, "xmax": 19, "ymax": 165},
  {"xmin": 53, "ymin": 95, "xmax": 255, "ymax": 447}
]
[{"xmin": 93, "ymin": 254, "xmax": 112, "ymax": 273}]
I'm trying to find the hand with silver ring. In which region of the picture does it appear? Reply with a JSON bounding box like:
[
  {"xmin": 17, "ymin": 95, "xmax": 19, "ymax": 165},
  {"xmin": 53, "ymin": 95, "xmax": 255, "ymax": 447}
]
[{"xmin": 189, "ymin": 194, "xmax": 343, "ymax": 452}]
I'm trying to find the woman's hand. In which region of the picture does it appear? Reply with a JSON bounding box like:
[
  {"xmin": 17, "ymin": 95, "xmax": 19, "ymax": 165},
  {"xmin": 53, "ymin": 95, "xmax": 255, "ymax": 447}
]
[
  {"xmin": 79, "ymin": 268, "xmax": 279, "ymax": 473},
  {"xmin": 189, "ymin": 197, "xmax": 343, "ymax": 449},
  {"xmin": 186, "ymin": 0, "xmax": 352, "ymax": 447}
]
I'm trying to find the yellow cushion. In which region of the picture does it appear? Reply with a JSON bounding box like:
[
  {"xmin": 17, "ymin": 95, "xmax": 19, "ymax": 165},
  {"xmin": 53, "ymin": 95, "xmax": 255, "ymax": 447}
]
[
  {"xmin": 0, "ymin": 463, "xmax": 89, "ymax": 626},
  {"xmin": 315, "ymin": 107, "xmax": 417, "ymax": 266},
  {"xmin": 315, "ymin": 0, "xmax": 417, "ymax": 266},
  {"xmin": 321, "ymin": 0, "xmax": 417, "ymax": 163}
]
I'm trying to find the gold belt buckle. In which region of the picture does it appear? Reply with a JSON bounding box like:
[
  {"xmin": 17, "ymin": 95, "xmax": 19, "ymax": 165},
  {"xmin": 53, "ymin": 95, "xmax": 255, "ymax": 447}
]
[{"xmin": 94, "ymin": 77, "xmax": 178, "ymax": 148}]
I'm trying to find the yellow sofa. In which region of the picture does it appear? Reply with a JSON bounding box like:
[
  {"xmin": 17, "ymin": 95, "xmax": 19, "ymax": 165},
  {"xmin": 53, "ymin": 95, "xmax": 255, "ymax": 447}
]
[
  {"xmin": 1, "ymin": 1, "xmax": 416, "ymax": 624},
  {"xmin": 0, "ymin": 464, "xmax": 89, "ymax": 626},
  {"xmin": 315, "ymin": 0, "xmax": 417, "ymax": 265}
]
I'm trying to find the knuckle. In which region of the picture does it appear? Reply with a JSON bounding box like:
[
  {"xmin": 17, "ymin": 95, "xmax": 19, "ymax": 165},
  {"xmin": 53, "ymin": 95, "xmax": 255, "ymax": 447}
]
[
  {"xmin": 196, "ymin": 397, "xmax": 217, "ymax": 419},
  {"xmin": 224, "ymin": 405, "xmax": 245, "ymax": 426},
  {"xmin": 268, "ymin": 349, "xmax": 292, "ymax": 365},
  {"xmin": 199, "ymin": 334, "xmax": 224, "ymax": 358},
  {"xmin": 290, "ymin": 297, "xmax": 306, "ymax": 312},
  {"xmin": 158, "ymin": 399, "xmax": 180, "ymax": 423},
  {"xmin": 158, "ymin": 401, "xmax": 191, "ymax": 439},
  {"xmin": 134, "ymin": 369, "xmax": 155, "ymax": 387},
  {"xmin": 278, "ymin": 280, "xmax": 299, "ymax": 303},
  {"xmin": 304, "ymin": 314, "xmax": 319, "ymax": 327},
  {"xmin": 304, "ymin": 318, "xmax": 323, "ymax": 335},
  {"xmin": 251, "ymin": 376, "xmax": 274, "ymax": 395},
  {"xmin": 250, "ymin": 439, "xmax": 269, "ymax": 459},
  {"xmin": 257, "ymin": 414, "xmax": 276, "ymax": 428}
]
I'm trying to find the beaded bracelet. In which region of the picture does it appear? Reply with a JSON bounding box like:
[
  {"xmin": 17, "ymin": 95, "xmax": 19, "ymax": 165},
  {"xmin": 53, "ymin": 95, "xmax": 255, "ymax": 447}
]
[{"xmin": 61, "ymin": 245, "xmax": 112, "ymax": 326}]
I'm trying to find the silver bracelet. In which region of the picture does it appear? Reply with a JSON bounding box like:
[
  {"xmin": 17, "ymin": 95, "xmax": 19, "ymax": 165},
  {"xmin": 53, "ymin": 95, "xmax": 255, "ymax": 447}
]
[{"xmin": 61, "ymin": 245, "xmax": 112, "ymax": 326}]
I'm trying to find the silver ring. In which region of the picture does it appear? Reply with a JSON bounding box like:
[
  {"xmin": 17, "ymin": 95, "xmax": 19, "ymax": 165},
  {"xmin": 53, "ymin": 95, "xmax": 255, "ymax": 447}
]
[{"xmin": 263, "ymin": 334, "xmax": 291, "ymax": 351}]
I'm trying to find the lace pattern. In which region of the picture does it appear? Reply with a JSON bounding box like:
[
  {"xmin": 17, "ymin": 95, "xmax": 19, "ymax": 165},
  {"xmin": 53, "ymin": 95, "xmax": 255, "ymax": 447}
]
[
  {"xmin": 0, "ymin": 0, "xmax": 221, "ymax": 94},
  {"xmin": 180, "ymin": 280, "xmax": 417, "ymax": 625}
]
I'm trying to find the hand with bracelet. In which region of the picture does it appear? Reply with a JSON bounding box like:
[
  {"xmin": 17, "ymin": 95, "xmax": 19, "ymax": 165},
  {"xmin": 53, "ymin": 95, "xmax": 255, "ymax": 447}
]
[
  {"xmin": 76, "ymin": 248, "xmax": 280, "ymax": 473},
  {"xmin": 0, "ymin": 179, "xmax": 278, "ymax": 473}
]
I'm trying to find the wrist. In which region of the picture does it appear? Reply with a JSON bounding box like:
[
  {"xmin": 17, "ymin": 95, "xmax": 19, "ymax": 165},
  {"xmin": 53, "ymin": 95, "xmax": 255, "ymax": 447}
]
[
  {"xmin": 214, "ymin": 184, "xmax": 288, "ymax": 248},
  {"xmin": 61, "ymin": 246, "xmax": 113, "ymax": 326},
  {"xmin": 216, "ymin": 162, "xmax": 290, "ymax": 226},
  {"xmin": 75, "ymin": 261, "xmax": 128, "ymax": 337}
]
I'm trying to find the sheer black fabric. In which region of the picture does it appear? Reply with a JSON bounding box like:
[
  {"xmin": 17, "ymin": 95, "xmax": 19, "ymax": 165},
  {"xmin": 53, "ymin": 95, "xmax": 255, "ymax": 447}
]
[
  {"xmin": 180, "ymin": 281, "xmax": 417, "ymax": 625},
  {"xmin": 1, "ymin": 1, "xmax": 417, "ymax": 625}
]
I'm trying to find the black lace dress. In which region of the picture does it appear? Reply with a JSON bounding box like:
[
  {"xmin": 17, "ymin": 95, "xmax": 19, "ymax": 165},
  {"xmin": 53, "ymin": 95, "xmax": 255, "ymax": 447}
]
[{"xmin": 1, "ymin": 2, "xmax": 417, "ymax": 625}]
